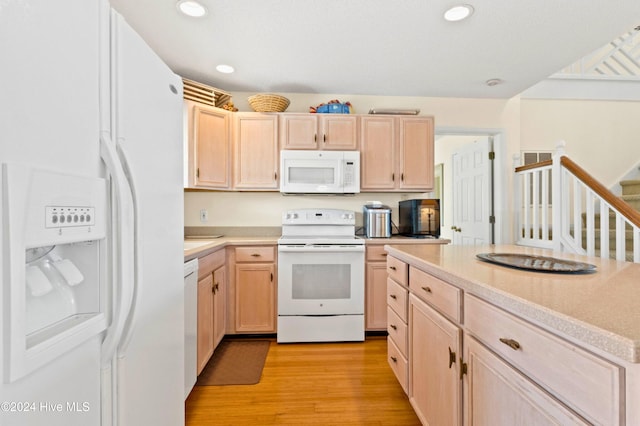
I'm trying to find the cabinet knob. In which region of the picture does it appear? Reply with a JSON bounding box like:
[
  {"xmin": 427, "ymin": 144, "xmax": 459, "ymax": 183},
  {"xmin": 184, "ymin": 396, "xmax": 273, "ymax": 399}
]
[
  {"xmin": 448, "ymin": 347, "xmax": 456, "ymax": 369},
  {"xmin": 389, "ymin": 266, "xmax": 397, "ymax": 271},
  {"xmin": 390, "ymin": 356, "xmax": 397, "ymax": 363},
  {"xmin": 389, "ymin": 294, "xmax": 397, "ymax": 300},
  {"xmin": 390, "ymin": 324, "xmax": 397, "ymax": 330},
  {"xmin": 499, "ymin": 338, "xmax": 521, "ymax": 351},
  {"xmin": 323, "ymin": 134, "xmax": 326, "ymax": 143},
  {"xmin": 401, "ymin": 173, "xmax": 404, "ymax": 182},
  {"xmin": 421, "ymin": 286, "xmax": 432, "ymax": 293},
  {"xmin": 251, "ymin": 253, "xmax": 261, "ymax": 257}
]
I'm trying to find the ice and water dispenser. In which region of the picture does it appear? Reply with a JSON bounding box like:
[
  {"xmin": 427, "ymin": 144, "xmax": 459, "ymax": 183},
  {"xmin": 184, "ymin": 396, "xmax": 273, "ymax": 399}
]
[{"xmin": 3, "ymin": 164, "xmax": 108, "ymax": 381}]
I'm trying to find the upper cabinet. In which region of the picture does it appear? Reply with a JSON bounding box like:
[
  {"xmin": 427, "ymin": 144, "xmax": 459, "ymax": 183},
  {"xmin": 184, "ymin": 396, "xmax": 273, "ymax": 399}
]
[
  {"xmin": 232, "ymin": 113, "xmax": 279, "ymax": 190},
  {"xmin": 184, "ymin": 101, "xmax": 231, "ymax": 189},
  {"xmin": 184, "ymin": 101, "xmax": 434, "ymax": 193},
  {"xmin": 360, "ymin": 116, "xmax": 434, "ymax": 192},
  {"xmin": 279, "ymin": 113, "xmax": 358, "ymax": 150}
]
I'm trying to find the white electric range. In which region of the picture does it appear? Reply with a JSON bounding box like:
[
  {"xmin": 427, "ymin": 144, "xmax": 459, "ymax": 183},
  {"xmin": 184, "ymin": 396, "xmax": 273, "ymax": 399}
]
[{"xmin": 277, "ymin": 209, "xmax": 365, "ymax": 343}]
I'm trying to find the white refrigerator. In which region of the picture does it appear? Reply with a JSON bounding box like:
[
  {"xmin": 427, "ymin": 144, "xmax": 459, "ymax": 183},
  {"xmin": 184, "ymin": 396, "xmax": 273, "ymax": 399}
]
[{"xmin": 0, "ymin": 1, "xmax": 185, "ymax": 425}]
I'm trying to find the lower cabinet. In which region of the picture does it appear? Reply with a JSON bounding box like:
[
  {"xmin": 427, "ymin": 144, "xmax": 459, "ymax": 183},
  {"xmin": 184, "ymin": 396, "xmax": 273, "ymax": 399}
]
[
  {"xmin": 196, "ymin": 273, "xmax": 214, "ymax": 374},
  {"xmin": 465, "ymin": 336, "xmax": 589, "ymax": 425},
  {"xmin": 386, "ymin": 254, "xmax": 623, "ymax": 425},
  {"xmin": 212, "ymin": 265, "xmax": 226, "ymax": 348},
  {"xmin": 365, "ymin": 245, "xmax": 389, "ymax": 330},
  {"xmin": 196, "ymin": 249, "xmax": 226, "ymax": 374},
  {"xmin": 230, "ymin": 246, "xmax": 277, "ymax": 333},
  {"xmin": 409, "ymin": 294, "xmax": 462, "ymax": 426}
]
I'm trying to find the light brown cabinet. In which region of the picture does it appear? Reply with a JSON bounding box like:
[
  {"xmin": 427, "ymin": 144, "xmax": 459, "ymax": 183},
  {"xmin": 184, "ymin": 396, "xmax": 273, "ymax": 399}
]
[
  {"xmin": 230, "ymin": 246, "xmax": 277, "ymax": 333},
  {"xmin": 184, "ymin": 101, "xmax": 231, "ymax": 189},
  {"xmin": 360, "ymin": 116, "xmax": 434, "ymax": 192},
  {"xmin": 465, "ymin": 294, "xmax": 620, "ymax": 425},
  {"xmin": 386, "ymin": 252, "xmax": 624, "ymax": 426},
  {"xmin": 232, "ymin": 113, "xmax": 279, "ymax": 190},
  {"xmin": 212, "ymin": 265, "xmax": 226, "ymax": 349},
  {"xmin": 465, "ymin": 336, "xmax": 589, "ymax": 425},
  {"xmin": 196, "ymin": 273, "xmax": 214, "ymax": 374},
  {"xmin": 279, "ymin": 113, "xmax": 358, "ymax": 150},
  {"xmin": 409, "ymin": 293, "xmax": 462, "ymax": 426},
  {"xmin": 196, "ymin": 249, "xmax": 226, "ymax": 374},
  {"xmin": 365, "ymin": 245, "xmax": 389, "ymax": 330}
]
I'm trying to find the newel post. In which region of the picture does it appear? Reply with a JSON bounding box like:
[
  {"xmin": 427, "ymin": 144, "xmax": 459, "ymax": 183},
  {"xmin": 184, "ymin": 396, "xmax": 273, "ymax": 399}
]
[
  {"xmin": 513, "ymin": 153, "xmax": 522, "ymax": 244},
  {"xmin": 551, "ymin": 141, "xmax": 566, "ymax": 251}
]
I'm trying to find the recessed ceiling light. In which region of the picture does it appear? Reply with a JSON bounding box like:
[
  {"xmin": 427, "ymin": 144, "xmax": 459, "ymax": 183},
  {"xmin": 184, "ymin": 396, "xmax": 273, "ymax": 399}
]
[
  {"xmin": 485, "ymin": 78, "xmax": 503, "ymax": 87},
  {"xmin": 444, "ymin": 4, "xmax": 474, "ymax": 22},
  {"xmin": 216, "ymin": 64, "xmax": 235, "ymax": 74},
  {"xmin": 177, "ymin": 0, "xmax": 207, "ymax": 18}
]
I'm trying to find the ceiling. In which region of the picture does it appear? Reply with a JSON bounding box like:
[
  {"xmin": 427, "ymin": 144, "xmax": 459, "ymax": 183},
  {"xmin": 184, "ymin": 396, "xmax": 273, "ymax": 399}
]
[{"xmin": 110, "ymin": 0, "xmax": 640, "ymax": 99}]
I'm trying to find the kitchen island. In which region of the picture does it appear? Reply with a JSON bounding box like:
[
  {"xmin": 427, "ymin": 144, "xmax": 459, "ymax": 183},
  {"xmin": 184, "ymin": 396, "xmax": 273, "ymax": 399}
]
[{"xmin": 384, "ymin": 243, "xmax": 640, "ymax": 425}]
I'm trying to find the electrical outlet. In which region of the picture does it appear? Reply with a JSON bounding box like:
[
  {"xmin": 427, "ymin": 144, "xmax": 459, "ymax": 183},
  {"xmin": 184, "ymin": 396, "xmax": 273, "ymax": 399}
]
[{"xmin": 200, "ymin": 209, "xmax": 208, "ymax": 223}]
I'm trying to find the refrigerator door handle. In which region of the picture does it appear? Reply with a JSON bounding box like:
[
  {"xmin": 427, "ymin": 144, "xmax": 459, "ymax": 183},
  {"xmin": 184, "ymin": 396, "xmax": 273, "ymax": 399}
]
[
  {"xmin": 114, "ymin": 139, "xmax": 141, "ymax": 357},
  {"xmin": 99, "ymin": 131, "xmax": 135, "ymax": 369}
]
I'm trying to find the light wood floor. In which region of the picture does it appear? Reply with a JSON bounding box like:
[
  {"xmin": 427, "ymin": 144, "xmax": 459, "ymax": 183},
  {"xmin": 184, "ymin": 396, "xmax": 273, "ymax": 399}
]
[{"xmin": 185, "ymin": 336, "xmax": 421, "ymax": 425}]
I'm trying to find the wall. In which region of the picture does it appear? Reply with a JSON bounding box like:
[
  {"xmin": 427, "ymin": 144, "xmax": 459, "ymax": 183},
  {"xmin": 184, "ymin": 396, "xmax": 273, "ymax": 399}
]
[{"xmin": 520, "ymin": 98, "xmax": 640, "ymax": 188}]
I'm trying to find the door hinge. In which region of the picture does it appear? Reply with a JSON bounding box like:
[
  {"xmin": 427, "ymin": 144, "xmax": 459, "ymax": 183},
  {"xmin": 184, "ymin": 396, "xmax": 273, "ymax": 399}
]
[
  {"xmin": 488, "ymin": 151, "xmax": 495, "ymax": 160},
  {"xmin": 489, "ymin": 215, "xmax": 495, "ymax": 224}
]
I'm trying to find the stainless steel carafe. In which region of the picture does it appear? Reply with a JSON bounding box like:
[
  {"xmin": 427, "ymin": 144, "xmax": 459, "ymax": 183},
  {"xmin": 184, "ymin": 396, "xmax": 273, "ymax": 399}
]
[{"xmin": 363, "ymin": 204, "xmax": 391, "ymax": 238}]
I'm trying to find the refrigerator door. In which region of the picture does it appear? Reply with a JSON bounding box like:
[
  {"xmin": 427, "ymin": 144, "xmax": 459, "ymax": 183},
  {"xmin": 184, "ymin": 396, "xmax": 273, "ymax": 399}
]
[
  {"xmin": 104, "ymin": 11, "xmax": 185, "ymax": 426},
  {"xmin": 1, "ymin": 0, "xmax": 106, "ymax": 425}
]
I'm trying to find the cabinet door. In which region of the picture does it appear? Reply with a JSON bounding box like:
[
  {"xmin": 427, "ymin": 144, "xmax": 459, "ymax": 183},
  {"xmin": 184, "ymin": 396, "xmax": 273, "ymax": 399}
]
[
  {"xmin": 465, "ymin": 336, "xmax": 589, "ymax": 426},
  {"xmin": 399, "ymin": 117, "xmax": 434, "ymax": 191},
  {"xmin": 235, "ymin": 263, "xmax": 276, "ymax": 332},
  {"xmin": 190, "ymin": 104, "xmax": 230, "ymax": 189},
  {"xmin": 212, "ymin": 265, "xmax": 226, "ymax": 349},
  {"xmin": 360, "ymin": 116, "xmax": 396, "ymax": 190},
  {"xmin": 365, "ymin": 261, "xmax": 388, "ymax": 330},
  {"xmin": 196, "ymin": 274, "xmax": 214, "ymax": 374},
  {"xmin": 233, "ymin": 113, "xmax": 279, "ymax": 189},
  {"xmin": 409, "ymin": 294, "xmax": 462, "ymax": 426},
  {"xmin": 279, "ymin": 114, "xmax": 318, "ymax": 149},
  {"xmin": 320, "ymin": 115, "xmax": 358, "ymax": 150}
]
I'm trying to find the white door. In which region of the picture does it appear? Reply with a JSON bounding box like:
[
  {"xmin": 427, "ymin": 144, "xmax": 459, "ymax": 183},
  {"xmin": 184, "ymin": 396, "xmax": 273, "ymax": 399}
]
[{"xmin": 451, "ymin": 137, "xmax": 493, "ymax": 245}]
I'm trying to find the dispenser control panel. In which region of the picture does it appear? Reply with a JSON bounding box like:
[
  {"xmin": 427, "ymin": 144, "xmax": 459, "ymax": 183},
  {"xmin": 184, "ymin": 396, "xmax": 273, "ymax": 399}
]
[{"xmin": 45, "ymin": 206, "xmax": 96, "ymax": 228}]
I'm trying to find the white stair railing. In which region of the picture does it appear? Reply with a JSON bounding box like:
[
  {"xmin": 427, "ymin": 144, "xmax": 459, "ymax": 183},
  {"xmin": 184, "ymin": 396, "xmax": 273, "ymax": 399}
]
[{"xmin": 515, "ymin": 141, "xmax": 640, "ymax": 262}]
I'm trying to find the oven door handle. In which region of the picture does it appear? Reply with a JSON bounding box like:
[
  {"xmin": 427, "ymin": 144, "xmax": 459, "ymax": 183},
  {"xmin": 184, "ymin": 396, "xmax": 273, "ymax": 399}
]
[{"xmin": 278, "ymin": 245, "xmax": 365, "ymax": 253}]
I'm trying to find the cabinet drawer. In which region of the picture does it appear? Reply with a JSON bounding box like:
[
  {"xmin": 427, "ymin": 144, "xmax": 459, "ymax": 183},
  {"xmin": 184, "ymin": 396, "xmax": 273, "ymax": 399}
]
[
  {"xmin": 387, "ymin": 306, "xmax": 407, "ymax": 357},
  {"xmin": 409, "ymin": 266, "xmax": 461, "ymax": 323},
  {"xmin": 366, "ymin": 245, "xmax": 388, "ymax": 262},
  {"xmin": 386, "ymin": 256, "xmax": 408, "ymax": 286},
  {"xmin": 235, "ymin": 246, "xmax": 275, "ymax": 262},
  {"xmin": 465, "ymin": 294, "xmax": 622, "ymax": 426},
  {"xmin": 388, "ymin": 338, "xmax": 408, "ymax": 394},
  {"xmin": 387, "ymin": 278, "xmax": 408, "ymax": 321},
  {"xmin": 198, "ymin": 249, "xmax": 225, "ymax": 280}
]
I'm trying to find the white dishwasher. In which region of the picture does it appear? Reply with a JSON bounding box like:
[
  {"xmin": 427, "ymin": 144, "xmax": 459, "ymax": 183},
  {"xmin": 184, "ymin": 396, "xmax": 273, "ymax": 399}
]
[{"xmin": 183, "ymin": 258, "xmax": 198, "ymax": 399}]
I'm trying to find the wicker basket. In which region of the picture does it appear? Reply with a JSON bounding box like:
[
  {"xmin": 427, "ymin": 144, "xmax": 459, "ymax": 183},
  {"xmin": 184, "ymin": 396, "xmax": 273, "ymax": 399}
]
[{"xmin": 248, "ymin": 94, "xmax": 290, "ymax": 112}]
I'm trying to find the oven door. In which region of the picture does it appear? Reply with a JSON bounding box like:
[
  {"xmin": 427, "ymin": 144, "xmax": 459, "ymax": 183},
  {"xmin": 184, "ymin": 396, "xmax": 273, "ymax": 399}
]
[{"xmin": 277, "ymin": 244, "xmax": 364, "ymax": 315}]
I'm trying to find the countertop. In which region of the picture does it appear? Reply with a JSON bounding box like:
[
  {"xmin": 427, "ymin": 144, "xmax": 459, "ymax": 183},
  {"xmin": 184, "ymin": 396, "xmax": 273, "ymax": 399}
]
[
  {"xmin": 384, "ymin": 243, "xmax": 640, "ymax": 363},
  {"xmin": 184, "ymin": 235, "xmax": 450, "ymax": 261}
]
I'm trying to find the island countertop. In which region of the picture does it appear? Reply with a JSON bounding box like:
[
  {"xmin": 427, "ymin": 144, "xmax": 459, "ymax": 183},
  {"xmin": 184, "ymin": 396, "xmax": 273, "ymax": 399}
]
[{"xmin": 384, "ymin": 243, "xmax": 640, "ymax": 363}]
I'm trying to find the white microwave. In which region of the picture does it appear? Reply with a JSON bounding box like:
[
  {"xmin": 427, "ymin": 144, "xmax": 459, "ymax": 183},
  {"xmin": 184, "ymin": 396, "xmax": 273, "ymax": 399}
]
[{"xmin": 280, "ymin": 150, "xmax": 360, "ymax": 194}]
